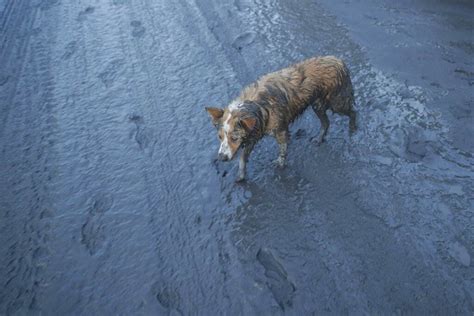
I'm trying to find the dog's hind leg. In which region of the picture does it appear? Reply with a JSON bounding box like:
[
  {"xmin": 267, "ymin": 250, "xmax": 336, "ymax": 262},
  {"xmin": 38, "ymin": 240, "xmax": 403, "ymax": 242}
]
[
  {"xmin": 312, "ymin": 104, "xmax": 330, "ymax": 144},
  {"xmin": 275, "ymin": 130, "xmax": 289, "ymax": 168},
  {"xmin": 348, "ymin": 109, "xmax": 357, "ymax": 134}
]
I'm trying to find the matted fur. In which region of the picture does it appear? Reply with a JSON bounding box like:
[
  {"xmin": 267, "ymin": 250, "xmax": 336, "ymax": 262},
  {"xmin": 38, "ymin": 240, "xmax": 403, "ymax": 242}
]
[{"xmin": 206, "ymin": 56, "xmax": 357, "ymax": 181}]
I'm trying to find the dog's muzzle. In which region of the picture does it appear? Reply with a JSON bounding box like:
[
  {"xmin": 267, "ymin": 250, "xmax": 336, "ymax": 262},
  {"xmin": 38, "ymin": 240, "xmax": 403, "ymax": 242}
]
[{"xmin": 218, "ymin": 153, "xmax": 230, "ymax": 161}]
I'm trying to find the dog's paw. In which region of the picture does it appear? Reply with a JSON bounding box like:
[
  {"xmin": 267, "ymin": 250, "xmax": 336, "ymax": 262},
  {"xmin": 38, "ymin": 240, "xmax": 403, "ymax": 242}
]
[
  {"xmin": 274, "ymin": 158, "xmax": 286, "ymax": 169},
  {"xmin": 235, "ymin": 176, "xmax": 246, "ymax": 183},
  {"xmin": 349, "ymin": 125, "xmax": 357, "ymax": 135},
  {"xmin": 310, "ymin": 136, "xmax": 325, "ymax": 146}
]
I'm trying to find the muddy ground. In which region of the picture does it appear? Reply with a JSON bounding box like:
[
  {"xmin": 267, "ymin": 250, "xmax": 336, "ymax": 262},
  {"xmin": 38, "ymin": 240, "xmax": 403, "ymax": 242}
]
[{"xmin": 0, "ymin": 0, "xmax": 473, "ymax": 314}]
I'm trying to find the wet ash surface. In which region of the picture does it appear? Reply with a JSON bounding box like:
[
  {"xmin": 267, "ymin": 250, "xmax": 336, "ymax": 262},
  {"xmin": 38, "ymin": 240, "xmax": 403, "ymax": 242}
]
[{"xmin": 0, "ymin": 0, "xmax": 473, "ymax": 314}]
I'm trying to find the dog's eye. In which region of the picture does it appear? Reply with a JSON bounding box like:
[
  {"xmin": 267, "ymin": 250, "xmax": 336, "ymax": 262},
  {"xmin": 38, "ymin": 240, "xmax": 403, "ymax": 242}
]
[
  {"xmin": 230, "ymin": 135, "xmax": 239, "ymax": 142},
  {"xmin": 218, "ymin": 134, "xmax": 223, "ymax": 140}
]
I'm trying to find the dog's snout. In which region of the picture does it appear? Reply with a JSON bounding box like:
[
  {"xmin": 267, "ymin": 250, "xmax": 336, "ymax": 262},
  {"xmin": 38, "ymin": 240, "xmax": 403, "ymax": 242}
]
[{"xmin": 218, "ymin": 153, "xmax": 229, "ymax": 161}]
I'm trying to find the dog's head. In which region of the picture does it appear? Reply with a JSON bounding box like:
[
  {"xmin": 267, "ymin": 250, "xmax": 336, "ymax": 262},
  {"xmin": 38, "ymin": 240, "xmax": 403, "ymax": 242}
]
[{"xmin": 205, "ymin": 106, "xmax": 256, "ymax": 161}]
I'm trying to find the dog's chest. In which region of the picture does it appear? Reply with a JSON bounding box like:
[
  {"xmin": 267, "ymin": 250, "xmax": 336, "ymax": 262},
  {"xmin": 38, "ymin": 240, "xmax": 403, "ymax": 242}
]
[{"xmin": 266, "ymin": 129, "xmax": 277, "ymax": 137}]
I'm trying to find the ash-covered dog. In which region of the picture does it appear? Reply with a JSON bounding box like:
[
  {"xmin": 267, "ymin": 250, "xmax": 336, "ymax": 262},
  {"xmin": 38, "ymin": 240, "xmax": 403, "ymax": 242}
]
[{"xmin": 206, "ymin": 56, "xmax": 357, "ymax": 182}]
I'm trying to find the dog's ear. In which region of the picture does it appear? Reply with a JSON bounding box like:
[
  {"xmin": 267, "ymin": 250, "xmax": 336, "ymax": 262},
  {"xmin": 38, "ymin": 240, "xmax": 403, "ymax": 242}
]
[
  {"xmin": 240, "ymin": 117, "xmax": 256, "ymax": 131},
  {"xmin": 205, "ymin": 107, "xmax": 224, "ymax": 124}
]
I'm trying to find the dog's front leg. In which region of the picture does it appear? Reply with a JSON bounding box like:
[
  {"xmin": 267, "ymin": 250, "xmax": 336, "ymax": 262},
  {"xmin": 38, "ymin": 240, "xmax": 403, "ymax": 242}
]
[
  {"xmin": 237, "ymin": 144, "xmax": 254, "ymax": 182},
  {"xmin": 275, "ymin": 130, "xmax": 289, "ymax": 168}
]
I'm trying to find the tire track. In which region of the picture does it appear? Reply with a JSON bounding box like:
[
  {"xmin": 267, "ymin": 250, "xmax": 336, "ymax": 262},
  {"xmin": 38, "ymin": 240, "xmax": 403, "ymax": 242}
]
[
  {"xmin": 0, "ymin": 2, "xmax": 59, "ymax": 313},
  {"xmin": 29, "ymin": 2, "xmax": 162, "ymax": 313},
  {"xmin": 112, "ymin": 0, "xmax": 248, "ymax": 312},
  {"xmin": 0, "ymin": 0, "xmax": 37, "ymax": 135},
  {"xmin": 121, "ymin": 1, "xmax": 208, "ymax": 309}
]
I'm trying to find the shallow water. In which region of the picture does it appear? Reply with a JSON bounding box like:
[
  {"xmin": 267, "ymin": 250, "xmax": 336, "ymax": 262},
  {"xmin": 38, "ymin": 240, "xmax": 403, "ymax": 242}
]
[{"xmin": 0, "ymin": 0, "xmax": 472, "ymax": 314}]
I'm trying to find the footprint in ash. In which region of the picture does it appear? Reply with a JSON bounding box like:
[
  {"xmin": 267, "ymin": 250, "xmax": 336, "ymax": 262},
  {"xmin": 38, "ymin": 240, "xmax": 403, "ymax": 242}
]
[
  {"xmin": 150, "ymin": 282, "xmax": 182, "ymax": 314},
  {"xmin": 0, "ymin": 75, "xmax": 9, "ymax": 87},
  {"xmin": 128, "ymin": 114, "xmax": 156, "ymax": 156},
  {"xmin": 77, "ymin": 6, "xmax": 95, "ymax": 22},
  {"xmin": 38, "ymin": 0, "xmax": 59, "ymax": 11},
  {"xmin": 81, "ymin": 194, "xmax": 113, "ymax": 255},
  {"xmin": 256, "ymin": 248, "xmax": 296, "ymax": 310},
  {"xmin": 98, "ymin": 59, "xmax": 125, "ymax": 88},
  {"xmin": 131, "ymin": 20, "xmax": 146, "ymax": 38},
  {"xmin": 62, "ymin": 41, "xmax": 77, "ymax": 60},
  {"xmin": 232, "ymin": 31, "xmax": 256, "ymax": 51}
]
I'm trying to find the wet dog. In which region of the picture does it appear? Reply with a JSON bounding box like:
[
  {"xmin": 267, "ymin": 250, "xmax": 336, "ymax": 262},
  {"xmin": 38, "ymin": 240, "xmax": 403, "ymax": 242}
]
[{"xmin": 206, "ymin": 56, "xmax": 357, "ymax": 181}]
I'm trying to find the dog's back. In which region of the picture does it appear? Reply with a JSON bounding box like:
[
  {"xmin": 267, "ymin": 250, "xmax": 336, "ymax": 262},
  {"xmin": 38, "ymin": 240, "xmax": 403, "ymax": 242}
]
[{"xmin": 238, "ymin": 56, "xmax": 354, "ymax": 133}]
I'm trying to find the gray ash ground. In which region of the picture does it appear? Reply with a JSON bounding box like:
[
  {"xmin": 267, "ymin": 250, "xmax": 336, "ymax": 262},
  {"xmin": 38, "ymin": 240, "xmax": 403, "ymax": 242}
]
[{"xmin": 0, "ymin": 0, "xmax": 473, "ymax": 314}]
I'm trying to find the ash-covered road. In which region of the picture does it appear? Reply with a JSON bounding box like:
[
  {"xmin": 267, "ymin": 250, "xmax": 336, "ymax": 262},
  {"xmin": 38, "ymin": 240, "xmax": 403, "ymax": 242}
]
[{"xmin": 0, "ymin": 0, "xmax": 473, "ymax": 314}]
